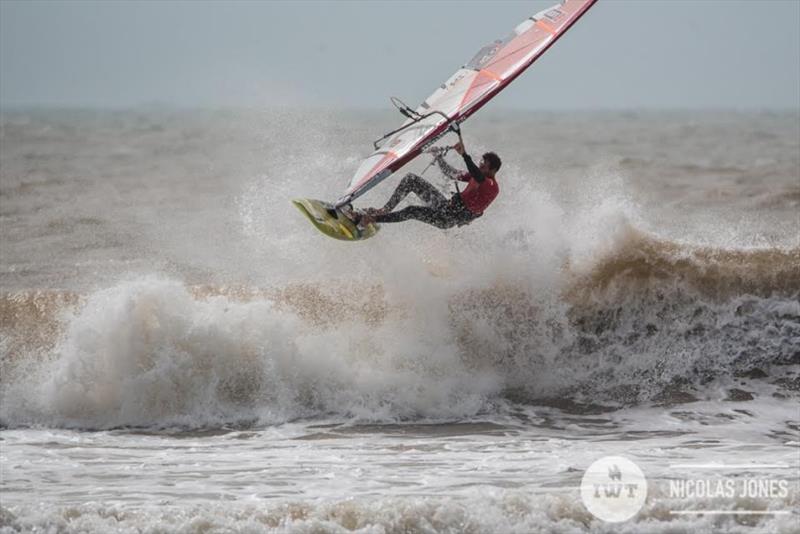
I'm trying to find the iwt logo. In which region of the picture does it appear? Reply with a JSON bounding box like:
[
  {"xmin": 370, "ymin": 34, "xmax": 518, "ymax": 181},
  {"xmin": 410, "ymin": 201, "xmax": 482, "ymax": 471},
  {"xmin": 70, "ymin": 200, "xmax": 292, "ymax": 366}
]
[{"xmin": 580, "ymin": 456, "xmax": 648, "ymax": 522}]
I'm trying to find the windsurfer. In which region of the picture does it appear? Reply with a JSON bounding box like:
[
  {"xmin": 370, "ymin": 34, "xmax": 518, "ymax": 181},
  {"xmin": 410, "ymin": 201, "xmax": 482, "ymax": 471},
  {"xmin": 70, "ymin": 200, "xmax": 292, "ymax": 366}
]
[{"xmin": 356, "ymin": 141, "xmax": 501, "ymax": 229}]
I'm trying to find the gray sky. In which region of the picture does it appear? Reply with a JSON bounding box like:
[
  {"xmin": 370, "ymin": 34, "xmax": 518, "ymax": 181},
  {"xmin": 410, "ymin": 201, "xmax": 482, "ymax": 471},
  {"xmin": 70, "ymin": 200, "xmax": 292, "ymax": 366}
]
[{"xmin": 1, "ymin": 0, "xmax": 799, "ymax": 109}]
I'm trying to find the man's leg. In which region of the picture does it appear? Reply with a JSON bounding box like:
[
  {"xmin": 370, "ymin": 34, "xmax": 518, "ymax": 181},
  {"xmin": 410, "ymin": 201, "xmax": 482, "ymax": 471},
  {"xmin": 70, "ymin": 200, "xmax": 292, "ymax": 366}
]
[
  {"xmin": 380, "ymin": 173, "xmax": 448, "ymax": 213},
  {"xmin": 374, "ymin": 205, "xmax": 457, "ymax": 229}
]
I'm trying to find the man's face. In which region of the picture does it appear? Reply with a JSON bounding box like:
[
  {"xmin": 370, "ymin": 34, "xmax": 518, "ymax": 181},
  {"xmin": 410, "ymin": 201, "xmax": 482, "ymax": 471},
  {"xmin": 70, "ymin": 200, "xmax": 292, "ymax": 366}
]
[{"xmin": 479, "ymin": 157, "xmax": 492, "ymax": 176}]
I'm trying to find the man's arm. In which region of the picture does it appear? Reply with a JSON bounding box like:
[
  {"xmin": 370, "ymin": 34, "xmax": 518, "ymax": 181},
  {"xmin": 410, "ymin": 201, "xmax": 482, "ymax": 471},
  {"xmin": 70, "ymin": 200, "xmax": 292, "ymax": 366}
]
[
  {"xmin": 454, "ymin": 141, "xmax": 485, "ymax": 183},
  {"xmin": 462, "ymin": 154, "xmax": 485, "ymax": 183}
]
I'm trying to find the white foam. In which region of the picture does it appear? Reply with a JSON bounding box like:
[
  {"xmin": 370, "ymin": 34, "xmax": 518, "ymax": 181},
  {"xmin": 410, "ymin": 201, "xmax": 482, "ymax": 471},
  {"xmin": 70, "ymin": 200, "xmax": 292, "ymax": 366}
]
[
  {"xmin": 0, "ymin": 276, "xmax": 506, "ymax": 429},
  {"xmin": 2, "ymin": 488, "xmax": 797, "ymax": 534}
]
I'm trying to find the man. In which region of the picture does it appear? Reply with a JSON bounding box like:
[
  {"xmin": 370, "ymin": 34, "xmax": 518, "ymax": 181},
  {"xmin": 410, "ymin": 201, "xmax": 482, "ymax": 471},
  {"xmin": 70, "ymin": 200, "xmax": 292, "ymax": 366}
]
[{"xmin": 358, "ymin": 141, "xmax": 501, "ymax": 229}]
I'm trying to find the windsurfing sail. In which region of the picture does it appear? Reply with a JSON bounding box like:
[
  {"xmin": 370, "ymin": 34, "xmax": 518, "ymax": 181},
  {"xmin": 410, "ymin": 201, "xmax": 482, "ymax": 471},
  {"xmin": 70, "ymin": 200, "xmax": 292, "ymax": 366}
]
[{"xmin": 335, "ymin": 0, "xmax": 597, "ymax": 208}]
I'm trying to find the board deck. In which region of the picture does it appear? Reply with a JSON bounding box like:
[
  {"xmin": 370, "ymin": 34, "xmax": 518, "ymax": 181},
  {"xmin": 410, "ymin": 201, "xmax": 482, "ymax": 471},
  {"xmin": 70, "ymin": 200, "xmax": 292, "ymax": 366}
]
[{"xmin": 292, "ymin": 198, "xmax": 380, "ymax": 241}]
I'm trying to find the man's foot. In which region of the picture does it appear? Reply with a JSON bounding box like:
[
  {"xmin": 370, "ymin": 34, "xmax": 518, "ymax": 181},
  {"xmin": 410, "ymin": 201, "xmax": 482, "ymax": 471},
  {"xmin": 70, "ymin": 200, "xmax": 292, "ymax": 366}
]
[
  {"xmin": 339, "ymin": 204, "xmax": 361, "ymax": 223},
  {"xmin": 359, "ymin": 212, "xmax": 376, "ymax": 226},
  {"xmin": 339, "ymin": 204, "xmax": 376, "ymax": 230}
]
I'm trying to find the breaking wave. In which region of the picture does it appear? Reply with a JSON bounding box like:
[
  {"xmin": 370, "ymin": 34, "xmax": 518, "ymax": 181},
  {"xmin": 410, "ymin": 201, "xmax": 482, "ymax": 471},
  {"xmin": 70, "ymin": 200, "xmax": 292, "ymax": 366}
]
[{"xmin": 2, "ymin": 222, "xmax": 798, "ymax": 430}]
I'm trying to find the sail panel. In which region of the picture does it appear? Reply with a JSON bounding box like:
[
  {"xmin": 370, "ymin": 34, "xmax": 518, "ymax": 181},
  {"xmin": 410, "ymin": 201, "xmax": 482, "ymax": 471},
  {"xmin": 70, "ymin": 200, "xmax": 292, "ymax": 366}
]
[{"xmin": 338, "ymin": 0, "xmax": 597, "ymax": 206}]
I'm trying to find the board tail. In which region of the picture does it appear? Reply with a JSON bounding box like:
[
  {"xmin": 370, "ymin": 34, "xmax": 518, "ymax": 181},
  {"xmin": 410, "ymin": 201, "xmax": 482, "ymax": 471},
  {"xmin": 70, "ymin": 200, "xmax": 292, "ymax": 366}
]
[{"xmin": 292, "ymin": 198, "xmax": 380, "ymax": 242}]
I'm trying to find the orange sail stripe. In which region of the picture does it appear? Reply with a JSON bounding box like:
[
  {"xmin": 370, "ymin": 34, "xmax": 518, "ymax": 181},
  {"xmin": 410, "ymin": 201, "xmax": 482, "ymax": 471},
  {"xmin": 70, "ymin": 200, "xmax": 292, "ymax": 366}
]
[
  {"xmin": 480, "ymin": 69, "xmax": 503, "ymax": 82},
  {"xmin": 459, "ymin": 73, "xmax": 497, "ymax": 109},
  {"xmin": 536, "ymin": 19, "xmax": 558, "ymax": 35}
]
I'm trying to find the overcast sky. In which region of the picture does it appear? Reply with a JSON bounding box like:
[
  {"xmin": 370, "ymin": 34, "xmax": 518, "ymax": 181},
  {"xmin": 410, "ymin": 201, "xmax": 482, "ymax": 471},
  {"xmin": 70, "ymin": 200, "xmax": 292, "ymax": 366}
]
[{"xmin": 1, "ymin": 0, "xmax": 799, "ymax": 110}]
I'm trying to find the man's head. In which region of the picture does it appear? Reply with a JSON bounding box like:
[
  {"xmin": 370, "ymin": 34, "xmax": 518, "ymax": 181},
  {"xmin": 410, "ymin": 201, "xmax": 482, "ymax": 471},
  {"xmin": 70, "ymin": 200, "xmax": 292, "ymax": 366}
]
[{"xmin": 479, "ymin": 152, "xmax": 502, "ymax": 178}]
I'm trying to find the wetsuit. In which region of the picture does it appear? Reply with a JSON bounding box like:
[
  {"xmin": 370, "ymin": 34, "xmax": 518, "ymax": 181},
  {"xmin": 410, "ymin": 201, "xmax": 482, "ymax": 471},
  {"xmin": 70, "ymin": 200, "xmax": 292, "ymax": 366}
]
[{"xmin": 374, "ymin": 153, "xmax": 499, "ymax": 229}]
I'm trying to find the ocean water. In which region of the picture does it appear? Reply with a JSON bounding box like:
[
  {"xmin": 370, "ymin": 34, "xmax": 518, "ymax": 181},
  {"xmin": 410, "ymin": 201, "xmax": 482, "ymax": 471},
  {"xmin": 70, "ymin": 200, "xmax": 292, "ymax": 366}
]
[{"xmin": 0, "ymin": 108, "xmax": 798, "ymax": 533}]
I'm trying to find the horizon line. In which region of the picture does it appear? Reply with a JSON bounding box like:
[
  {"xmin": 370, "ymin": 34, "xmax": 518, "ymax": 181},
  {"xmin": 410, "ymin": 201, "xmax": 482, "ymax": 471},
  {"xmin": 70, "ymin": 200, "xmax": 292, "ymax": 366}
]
[{"xmin": 2, "ymin": 103, "xmax": 799, "ymax": 114}]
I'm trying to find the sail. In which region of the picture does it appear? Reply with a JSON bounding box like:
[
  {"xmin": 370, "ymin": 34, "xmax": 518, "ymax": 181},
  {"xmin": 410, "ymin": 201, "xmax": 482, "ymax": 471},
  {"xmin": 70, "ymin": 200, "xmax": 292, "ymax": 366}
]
[{"xmin": 336, "ymin": 0, "xmax": 597, "ymax": 207}]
